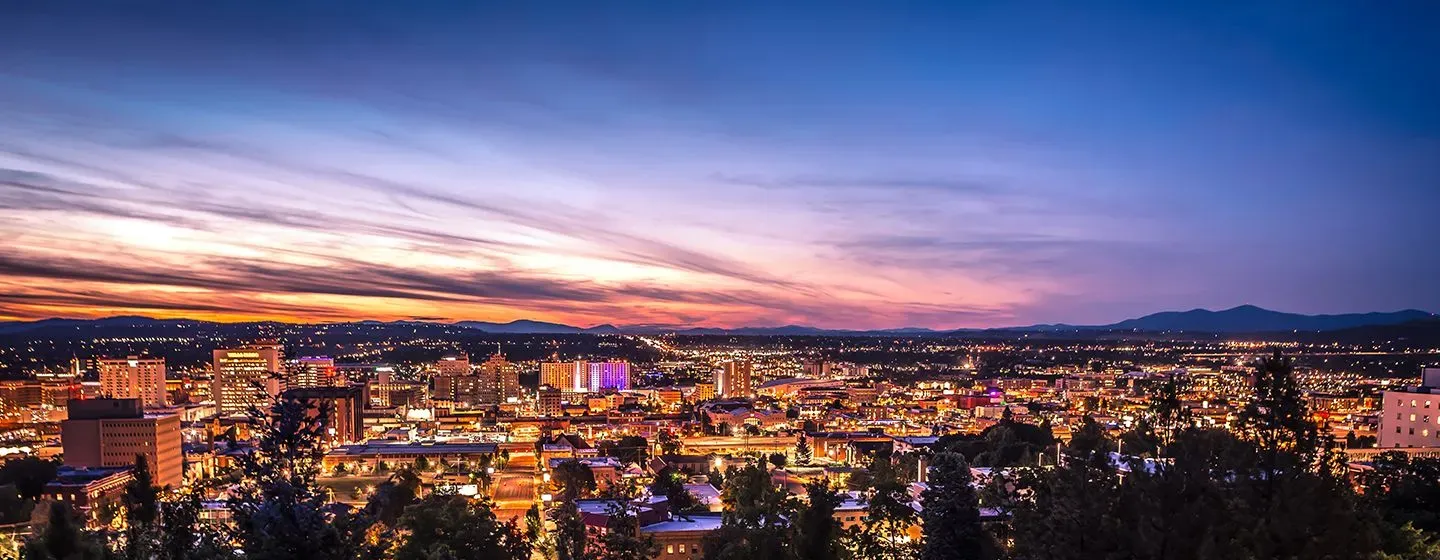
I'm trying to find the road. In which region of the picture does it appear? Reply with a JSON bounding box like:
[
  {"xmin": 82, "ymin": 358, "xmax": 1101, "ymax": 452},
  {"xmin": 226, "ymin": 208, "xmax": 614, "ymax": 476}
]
[{"xmin": 491, "ymin": 468, "xmax": 537, "ymax": 522}]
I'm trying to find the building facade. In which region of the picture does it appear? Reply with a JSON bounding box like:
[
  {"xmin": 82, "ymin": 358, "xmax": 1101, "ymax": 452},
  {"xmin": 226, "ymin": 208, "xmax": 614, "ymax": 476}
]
[
  {"xmin": 589, "ymin": 361, "xmax": 632, "ymax": 391},
  {"xmin": 1379, "ymin": 369, "xmax": 1440, "ymax": 448},
  {"xmin": 212, "ymin": 343, "xmax": 283, "ymax": 416},
  {"xmin": 61, "ymin": 398, "xmax": 184, "ymax": 488},
  {"xmin": 97, "ymin": 356, "xmax": 167, "ymax": 407},
  {"xmin": 715, "ymin": 361, "xmax": 753, "ymax": 398}
]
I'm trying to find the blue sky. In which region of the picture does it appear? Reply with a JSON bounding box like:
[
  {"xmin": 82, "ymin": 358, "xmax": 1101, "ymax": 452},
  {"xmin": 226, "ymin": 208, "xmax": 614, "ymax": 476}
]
[{"xmin": 0, "ymin": 1, "xmax": 1436, "ymax": 328}]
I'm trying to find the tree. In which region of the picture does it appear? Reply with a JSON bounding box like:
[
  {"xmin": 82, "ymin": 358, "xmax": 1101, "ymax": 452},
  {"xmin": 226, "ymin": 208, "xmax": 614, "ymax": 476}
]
[
  {"xmin": 157, "ymin": 488, "xmax": 229, "ymax": 560},
  {"xmin": 553, "ymin": 499, "xmax": 591, "ymax": 560},
  {"xmin": 603, "ymin": 436, "xmax": 650, "ymax": 467},
  {"xmin": 703, "ymin": 463, "xmax": 793, "ymax": 560},
  {"xmin": 1362, "ymin": 452, "xmax": 1440, "ymax": 535},
  {"xmin": 365, "ymin": 467, "xmax": 422, "ymax": 526},
  {"xmin": 657, "ymin": 430, "xmax": 682, "ymax": 456},
  {"xmin": 23, "ymin": 502, "xmax": 108, "ymax": 560},
  {"xmin": 849, "ymin": 448, "xmax": 919, "ymax": 560},
  {"xmin": 122, "ymin": 454, "xmax": 161, "ymax": 560},
  {"xmin": 595, "ymin": 498, "xmax": 658, "ymax": 560},
  {"xmin": 414, "ymin": 456, "xmax": 431, "ymax": 473},
  {"xmin": 795, "ymin": 434, "xmax": 813, "ymax": 465},
  {"xmin": 553, "ymin": 460, "xmax": 597, "ymax": 502},
  {"xmin": 650, "ymin": 467, "xmax": 699, "ymax": 519},
  {"xmin": 767, "ymin": 453, "xmax": 787, "ymax": 470},
  {"xmin": 794, "ymin": 480, "xmax": 845, "ymax": 560},
  {"xmin": 920, "ymin": 452, "xmax": 994, "ymax": 560},
  {"xmin": 392, "ymin": 493, "xmax": 530, "ymax": 560},
  {"xmin": 0, "ymin": 456, "xmax": 58, "ymax": 501},
  {"xmin": 228, "ymin": 395, "xmax": 375, "ymax": 560}
]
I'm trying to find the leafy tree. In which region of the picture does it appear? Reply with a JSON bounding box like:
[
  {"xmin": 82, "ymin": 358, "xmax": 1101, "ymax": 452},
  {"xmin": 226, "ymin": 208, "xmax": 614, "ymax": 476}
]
[
  {"xmin": 602, "ymin": 436, "xmax": 650, "ymax": 466},
  {"xmin": 553, "ymin": 499, "xmax": 591, "ymax": 560},
  {"xmin": 650, "ymin": 467, "xmax": 699, "ymax": 519},
  {"xmin": 525, "ymin": 504, "xmax": 553, "ymax": 560},
  {"xmin": 0, "ymin": 456, "xmax": 58, "ymax": 501},
  {"xmin": 657, "ymin": 430, "xmax": 682, "ymax": 456},
  {"xmin": 595, "ymin": 498, "xmax": 658, "ymax": 560},
  {"xmin": 795, "ymin": 434, "xmax": 813, "ymax": 465},
  {"xmin": 920, "ymin": 452, "xmax": 995, "ymax": 560},
  {"xmin": 364, "ymin": 467, "xmax": 422, "ymax": 527},
  {"xmin": 553, "ymin": 460, "xmax": 597, "ymax": 502},
  {"xmin": 703, "ymin": 463, "xmax": 793, "ymax": 560},
  {"xmin": 414, "ymin": 456, "xmax": 431, "ymax": 473},
  {"xmin": 767, "ymin": 453, "xmax": 787, "ymax": 470},
  {"xmin": 1361, "ymin": 452, "xmax": 1440, "ymax": 535},
  {"xmin": 849, "ymin": 448, "xmax": 919, "ymax": 560},
  {"xmin": 794, "ymin": 480, "xmax": 846, "ymax": 560},
  {"xmin": 391, "ymin": 493, "xmax": 530, "ymax": 560}
]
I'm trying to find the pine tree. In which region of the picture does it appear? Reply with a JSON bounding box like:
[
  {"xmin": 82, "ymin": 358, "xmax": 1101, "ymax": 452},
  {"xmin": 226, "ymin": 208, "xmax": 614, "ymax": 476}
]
[
  {"xmin": 920, "ymin": 452, "xmax": 994, "ymax": 560},
  {"xmin": 554, "ymin": 499, "xmax": 592, "ymax": 560},
  {"xmin": 795, "ymin": 480, "xmax": 845, "ymax": 560},
  {"xmin": 596, "ymin": 498, "xmax": 658, "ymax": 560},
  {"xmin": 795, "ymin": 433, "xmax": 813, "ymax": 465},
  {"xmin": 122, "ymin": 454, "xmax": 160, "ymax": 560},
  {"xmin": 391, "ymin": 493, "xmax": 530, "ymax": 560}
]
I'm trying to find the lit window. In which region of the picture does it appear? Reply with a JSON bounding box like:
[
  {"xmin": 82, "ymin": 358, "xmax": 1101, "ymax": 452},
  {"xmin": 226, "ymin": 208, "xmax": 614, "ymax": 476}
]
[
  {"xmin": 679, "ymin": 545, "xmax": 686, "ymax": 554},
  {"xmin": 1412, "ymin": 414, "xmax": 1418, "ymax": 422},
  {"xmin": 667, "ymin": 546, "xmax": 675, "ymax": 555}
]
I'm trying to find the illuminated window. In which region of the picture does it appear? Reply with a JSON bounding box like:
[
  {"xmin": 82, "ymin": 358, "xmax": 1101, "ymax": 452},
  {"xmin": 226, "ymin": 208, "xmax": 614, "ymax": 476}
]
[
  {"xmin": 667, "ymin": 546, "xmax": 675, "ymax": 555},
  {"xmin": 679, "ymin": 545, "xmax": 686, "ymax": 554}
]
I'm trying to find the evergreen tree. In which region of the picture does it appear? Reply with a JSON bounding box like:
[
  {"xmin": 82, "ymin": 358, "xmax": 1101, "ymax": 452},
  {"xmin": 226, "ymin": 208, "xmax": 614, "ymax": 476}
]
[
  {"xmin": 702, "ymin": 463, "xmax": 793, "ymax": 560},
  {"xmin": 795, "ymin": 480, "xmax": 846, "ymax": 560},
  {"xmin": 228, "ymin": 395, "xmax": 374, "ymax": 560},
  {"xmin": 22, "ymin": 502, "xmax": 108, "ymax": 560},
  {"xmin": 156, "ymin": 489, "xmax": 229, "ymax": 560},
  {"xmin": 849, "ymin": 448, "xmax": 919, "ymax": 560},
  {"xmin": 920, "ymin": 452, "xmax": 994, "ymax": 560},
  {"xmin": 121, "ymin": 454, "xmax": 160, "ymax": 560},
  {"xmin": 795, "ymin": 434, "xmax": 813, "ymax": 465}
]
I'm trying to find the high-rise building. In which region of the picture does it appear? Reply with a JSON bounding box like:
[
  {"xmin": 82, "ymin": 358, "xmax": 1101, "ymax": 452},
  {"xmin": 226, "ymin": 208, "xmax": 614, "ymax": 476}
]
[
  {"xmin": 588, "ymin": 361, "xmax": 631, "ymax": 391},
  {"xmin": 1379, "ymin": 368, "xmax": 1440, "ymax": 448},
  {"xmin": 62, "ymin": 398, "xmax": 183, "ymax": 488},
  {"xmin": 282, "ymin": 386, "xmax": 366, "ymax": 445},
  {"xmin": 541, "ymin": 361, "xmax": 588, "ymax": 391},
  {"xmin": 538, "ymin": 386, "xmax": 564, "ymax": 416},
  {"xmin": 479, "ymin": 352, "xmax": 521, "ymax": 403},
  {"xmin": 97, "ymin": 356, "xmax": 167, "ymax": 407},
  {"xmin": 715, "ymin": 361, "xmax": 754, "ymax": 398},
  {"xmin": 212, "ymin": 342, "xmax": 283, "ymax": 416},
  {"xmin": 436, "ymin": 355, "xmax": 471, "ymax": 377},
  {"xmin": 289, "ymin": 356, "xmax": 339, "ymax": 388}
]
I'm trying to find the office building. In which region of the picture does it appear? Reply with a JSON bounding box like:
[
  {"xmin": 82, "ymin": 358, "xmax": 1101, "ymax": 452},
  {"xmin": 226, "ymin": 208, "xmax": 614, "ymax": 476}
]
[
  {"xmin": 62, "ymin": 398, "xmax": 183, "ymax": 488},
  {"xmin": 715, "ymin": 361, "xmax": 754, "ymax": 398},
  {"xmin": 289, "ymin": 356, "xmax": 340, "ymax": 388},
  {"xmin": 479, "ymin": 352, "xmax": 521, "ymax": 402},
  {"xmin": 213, "ymin": 343, "xmax": 283, "ymax": 416},
  {"xmin": 542, "ymin": 361, "xmax": 588, "ymax": 391},
  {"xmin": 436, "ymin": 355, "xmax": 471, "ymax": 377},
  {"xmin": 589, "ymin": 361, "xmax": 631, "ymax": 391},
  {"xmin": 1379, "ymin": 368, "xmax": 1440, "ymax": 448},
  {"xmin": 538, "ymin": 386, "xmax": 564, "ymax": 416},
  {"xmin": 283, "ymin": 386, "xmax": 366, "ymax": 445},
  {"xmin": 97, "ymin": 356, "xmax": 167, "ymax": 407}
]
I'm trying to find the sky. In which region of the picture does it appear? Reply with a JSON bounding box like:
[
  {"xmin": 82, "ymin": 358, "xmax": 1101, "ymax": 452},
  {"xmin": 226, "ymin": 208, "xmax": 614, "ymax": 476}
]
[{"xmin": 0, "ymin": 1, "xmax": 1437, "ymax": 329}]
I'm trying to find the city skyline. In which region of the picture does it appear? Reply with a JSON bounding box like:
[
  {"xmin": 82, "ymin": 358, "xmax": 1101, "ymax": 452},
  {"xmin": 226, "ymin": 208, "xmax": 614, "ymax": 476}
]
[{"xmin": 2, "ymin": 2, "xmax": 1438, "ymax": 329}]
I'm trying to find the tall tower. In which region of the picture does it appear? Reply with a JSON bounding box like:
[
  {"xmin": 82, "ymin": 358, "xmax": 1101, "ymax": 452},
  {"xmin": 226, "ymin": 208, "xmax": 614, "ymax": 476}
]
[
  {"xmin": 478, "ymin": 351, "xmax": 521, "ymax": 403},
  {"xmin": 97, "ymin": 356, "xmax": 167, "ymax": 407},
  {"xmin": 212, "ymin": 343, "xmax": 283, "ymax": 416},
  {"xmin": 715, "ymin": 360, "xmax": 753, "ymax": 398},
  {"xmin": 588, "ymin": 361, "xmax": 631, "ymax": 391}
]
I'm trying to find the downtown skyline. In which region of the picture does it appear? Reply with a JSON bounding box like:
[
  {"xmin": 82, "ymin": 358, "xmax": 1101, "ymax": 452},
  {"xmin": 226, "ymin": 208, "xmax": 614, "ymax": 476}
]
[{"xmin": 2, "ymin": 2, "xmax": 1438, "ymax": 329}]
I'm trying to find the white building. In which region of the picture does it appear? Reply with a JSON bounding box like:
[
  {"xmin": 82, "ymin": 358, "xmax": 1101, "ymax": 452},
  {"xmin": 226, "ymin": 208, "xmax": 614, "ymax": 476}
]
[{"xmin": 1378, "ymin": 368, "xmax": 1440, "ymax": 448}]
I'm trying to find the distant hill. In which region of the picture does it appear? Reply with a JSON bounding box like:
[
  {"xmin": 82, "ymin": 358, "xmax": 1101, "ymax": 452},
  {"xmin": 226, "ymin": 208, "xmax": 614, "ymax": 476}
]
[
  {"xmin": 1, "ymin": 305, "xmax": 1431, "ymax": 337},
  {"xmin": 1024, "ymin": 305, "xmax": 1435, "ymax": 333}
]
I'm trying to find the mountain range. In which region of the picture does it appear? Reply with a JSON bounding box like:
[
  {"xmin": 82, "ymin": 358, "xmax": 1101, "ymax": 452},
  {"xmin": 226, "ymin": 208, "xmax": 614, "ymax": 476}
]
[{"xmin": 0, "ymin": 305, "xmax": 1433, "ymax": 336}]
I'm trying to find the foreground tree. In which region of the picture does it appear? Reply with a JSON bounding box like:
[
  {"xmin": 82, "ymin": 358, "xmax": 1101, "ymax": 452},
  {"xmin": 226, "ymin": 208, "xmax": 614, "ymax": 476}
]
[
  {"xmin": 228, "ymin": 395, "xmax": 376, "ymax": 560},
  {"xmin": 391, "ymin": 493, "xmax": 530, "ymax": 560},
  {"xmin": 794, "ymin": 480, "xmax": 846, "ymax": 560},
  {"xmin": 920, "ymin": 452, "xmax": 994, "ymax": 560},
  {"xmin": 703, "ymin": 463, "xmax": 793, "ymax": 560},
  {"xmin": 849, "ymin": 448, "xmax": 919, "ymax": 560},
  {"xmin": 121, "ymin": 454, "xmax": 160, "ymax": 560},
  {"xmin": 22, "ymin": 503, "xmax": 108, "ymax": 560},
  {"xmin": 650, "ymin": 467, "xmax": 699, "ymax": 519},
  {"xmin": 595, "ymin": 497, "xmax": 658, "ymax": 560}
]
